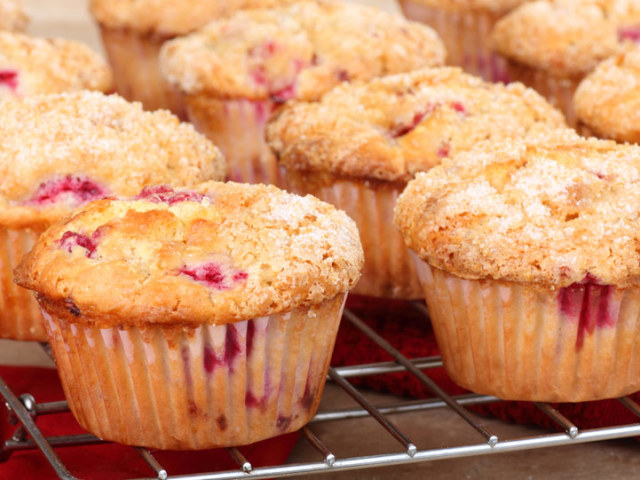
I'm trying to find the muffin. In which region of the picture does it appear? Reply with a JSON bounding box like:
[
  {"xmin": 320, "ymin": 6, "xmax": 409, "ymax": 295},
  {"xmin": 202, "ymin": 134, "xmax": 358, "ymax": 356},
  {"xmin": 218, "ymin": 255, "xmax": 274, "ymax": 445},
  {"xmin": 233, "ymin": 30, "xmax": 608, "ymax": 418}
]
[
  {"xmin": 574, "ymin": 45, "xmax": 640, "ymax": 142},
  {"xmin": 0, "ymin": 91, "xmax": 225, "ymax": 342},
  {"xmin": 89, "ymin": 0, "xmax": 302, "ymax": 116},
  {"xmin": 397, "ymin": 0, "xmax": 528, "ymax": 81},
  {"xmin": 0, "ymin": 0, "xmax": 28, "ymax": 32},
  {"xmin": 15, "ymin": 181, "xmax": 363, "ymax": 449},
  {"xmin": 394, "ymin": 129, "xmax": 640, "ymax": 402},
  {"xmin": 159, "ymin": 1, "xmax": 445, "ymax": 186},
  {"xmin": 490, "ymin": 0, "xmax": 640, "ymax": 126},
  {"xmin": 0, "ymin": 32, "xmax": 113, "ymax": 97},
  {"xmin": 267, "ymin": 67, "xmax": 565, "ymax": 299}
]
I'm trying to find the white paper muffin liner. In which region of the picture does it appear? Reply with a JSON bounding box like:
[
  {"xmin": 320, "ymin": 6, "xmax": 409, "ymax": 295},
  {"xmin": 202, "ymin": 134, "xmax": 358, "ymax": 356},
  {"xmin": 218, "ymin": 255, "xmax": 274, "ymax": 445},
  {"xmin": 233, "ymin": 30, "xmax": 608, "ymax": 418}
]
[
  {"xmin": 0, "ymin": 226, "xmax": 46, "ymax": 341},
  {"xmin": 185, "ymin": 94, "xmax": 284, "ymax": 187},
  {"xmin": 98, "ymin": 26, "xmax": 185, "ymax": 118},
  {"xmin": 41, "ymin": 293, "xmax": 346, "ymax": 450},
  {"xmin": 398, "ymin": 0, "xmax": 510, "ymax": 82},
  {"xmin": 284, "ymin": 171, "xmax": 422, "ymax": 299},
  {"xmin": 503, "ymin": 59, "xmax": 580, "ymax": 127},
  {"xmin": 413, "ymin": 257, "xmax": 640, "ymax": 402}
]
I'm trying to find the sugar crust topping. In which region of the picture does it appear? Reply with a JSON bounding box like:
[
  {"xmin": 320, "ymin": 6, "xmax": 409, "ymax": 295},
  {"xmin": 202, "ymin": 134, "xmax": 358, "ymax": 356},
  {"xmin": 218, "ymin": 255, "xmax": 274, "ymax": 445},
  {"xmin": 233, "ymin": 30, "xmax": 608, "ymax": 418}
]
[
  {"xmin": 0, "ymin": 91, "xmax": 226, "ymax": 228},
  {"xmin": 90, "ymin": 0, "xmax": 309, "ymax": 36},
  {"xmin": 490, "ymin": 0, "xmax": 640, "ymax": 77},
  {"xmin": 159, "ymin": 2, "xmax": 445, "ymax": 99},
  {"xmin": 401, "ymin": 0, "xmax": 530, "ymax": 13},
  {"xmin": 394, "ymin": 130, "xmax": 640, "ymax": 288},
  {"xmin": 0, "ymin": 32, "xmax": 113, "ymax": 97},
  {"xmin": 574, "ymin": 46, "xmax": 640, "ymax": 142},
  {"xmin": 15, "ymin": 181, "xmax": 364, "ymax": 326},
  {"xmin": 267, "ymin": 68, "xmax": 565, "ymax": 182},
  {"xmin": 0, "ymin": 0, "xmax": 28, "ymax": 32}
]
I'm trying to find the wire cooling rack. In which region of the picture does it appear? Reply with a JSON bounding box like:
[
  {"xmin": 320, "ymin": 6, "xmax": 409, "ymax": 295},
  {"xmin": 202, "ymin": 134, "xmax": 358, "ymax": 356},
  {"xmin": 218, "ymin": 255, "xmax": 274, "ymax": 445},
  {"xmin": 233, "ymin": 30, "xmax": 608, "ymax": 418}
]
[{"xmin": 2, "ymin": 303, "xmax": 640, "ymax": 480}]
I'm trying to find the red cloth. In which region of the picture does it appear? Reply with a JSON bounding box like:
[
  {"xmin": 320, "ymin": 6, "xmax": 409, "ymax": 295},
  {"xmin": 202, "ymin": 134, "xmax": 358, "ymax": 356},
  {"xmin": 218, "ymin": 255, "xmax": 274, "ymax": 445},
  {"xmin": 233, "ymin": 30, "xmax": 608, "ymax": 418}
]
[
  {"xmin": 332, "ymin": 295, "xmax": 640, "ymax": 432},
  {"xmin": 0, "ymin": 365, "xmax": 299, "ymax": 479}
]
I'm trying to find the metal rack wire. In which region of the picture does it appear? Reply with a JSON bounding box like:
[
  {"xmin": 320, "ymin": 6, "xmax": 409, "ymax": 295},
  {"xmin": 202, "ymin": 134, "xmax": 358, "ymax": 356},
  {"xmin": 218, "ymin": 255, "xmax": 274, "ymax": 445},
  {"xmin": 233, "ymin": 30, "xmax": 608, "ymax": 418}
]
[{"xmin": 2, "ymin": 302, "xmax": 640, "ymax": 480}]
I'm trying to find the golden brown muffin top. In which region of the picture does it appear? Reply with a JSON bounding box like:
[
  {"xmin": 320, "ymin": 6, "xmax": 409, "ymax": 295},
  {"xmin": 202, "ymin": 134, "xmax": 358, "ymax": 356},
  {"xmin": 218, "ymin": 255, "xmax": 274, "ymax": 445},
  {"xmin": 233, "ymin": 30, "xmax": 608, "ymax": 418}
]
[
  {"xmin": 16, "ymin": 181, "xmax": 363, "ymax": 327},
  {"xmin": 159, "ymin": 2, "xmax": 445, "ymax": 100},
  {"xmin": 0, "ymin": 0, "xmax": 28, "ymax": 32},
  {"xmin": 491, "ymin": 0, "xmax": 640, "ymax": 77},
  {"xmin": 574, "ymin": 46, "xmax": 640, "ymax": 142},
  {"xmin": 267, "ymin": 68, "xmax": 565, "ymax": 182},
  {"xmin": 401, "ymin": 0, "xmax": 530, "ymax": 13},
  {"xmin": 394, "ymin": 130, "xmax": 640, "ymax": 288},
  {"xmin": 0, "ymin": 91, "xmax": 226, "ymax": 230},
  {"xmin": 0, "ymin": 32, "xmax": 113, "ymax": 97},
  {"xmin": 89, "ymin": 0, "xmax": 308, "ymax": 36}
]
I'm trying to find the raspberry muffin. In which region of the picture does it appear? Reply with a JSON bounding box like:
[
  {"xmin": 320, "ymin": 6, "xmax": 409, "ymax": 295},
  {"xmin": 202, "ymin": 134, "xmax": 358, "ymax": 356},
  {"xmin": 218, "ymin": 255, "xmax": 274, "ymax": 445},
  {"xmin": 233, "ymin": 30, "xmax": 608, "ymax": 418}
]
[
  {"xmin": 89, "ymin": 0, "xmax": 301, "ymax": 116},
  {"xmin": 0, "ymin": 91, "xmax": 225, "ymax": 342},
  {"xmin": 0, "ymin": 0, "xmax": 28, "ymax": 32},
  {"xmin": 0, "ymin": 32, "xmax": 113, "ymax": 98},
  {"xmin": 15, "ymin": 181, "xmax": 363, "ymax": 449},
  {"xmin": 491, "ymin": 0, "xmax": 640, "ymax": 126},
  {"xmin": 395, "ymin": 129, "xmax": 640, "ymax": 402},
  {"xmin": 397, "ymin": 0, "xmax": 528, "ymax": 81},
  {"xmin": 267, "ymin": 67, "xmax": 565, "ymax": 299},
  {"xmin": 159, "ymin": 1, "xmax": 445, "ymax": 186},
  {"xmin": 574, "ymin": 45, "xmax": 640, "ymax": 142}
]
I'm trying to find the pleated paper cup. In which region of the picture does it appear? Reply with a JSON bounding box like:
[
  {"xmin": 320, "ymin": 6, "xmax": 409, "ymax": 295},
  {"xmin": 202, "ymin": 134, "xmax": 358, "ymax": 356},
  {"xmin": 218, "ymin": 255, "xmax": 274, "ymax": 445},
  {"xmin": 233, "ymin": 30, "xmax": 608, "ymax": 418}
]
[
  {"xmin": 41, "ymin": 293, "xmax": 346, "ymax": 450},
  {"xmin": 0, "ymin": 227, "xmax": 46, "ymax": 342},
  {"xmin": 397, "ymin": 0, "xmax": 510, "ymax": 82},
  {"xmin": 503, "ymin": 59, "xmax": 581, "ymax": 127},
  {"xmin": 414, "ymin": 260, "xmax": 640, "ymax": 402},
  {"xmin": 285, "ymin": 171, "xmax": 422, "ymax": 299},
  {"xmin": 98, "ymin": 27, "xmax": 185, "ymax": 117},
  {"xmin": 185, "ymin": 94, "xmax": 284, "ymax": 186}
]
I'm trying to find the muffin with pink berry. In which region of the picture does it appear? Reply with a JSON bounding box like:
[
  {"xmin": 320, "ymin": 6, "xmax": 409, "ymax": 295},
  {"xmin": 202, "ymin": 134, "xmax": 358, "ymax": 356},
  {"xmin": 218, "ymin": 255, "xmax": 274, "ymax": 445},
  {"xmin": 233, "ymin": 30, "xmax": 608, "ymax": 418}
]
[
  {"xmin": 0, "ymin": 91, "xmax": 225, "ymax": 342},
  {"xmin": 267, "ymin": 67, "xmax": 565, "ymax": 299},
  {"xmin": 491, "ymin": 0, "xmax": 640, "ymax": 126},
  {"xmin": 397, "ymin": 0, "xmax": 528, "ymax": 81},
  {"xmin": 0, "ymin": 32, "xmax": 113, "ymax": 98},
  {"xmin": 159, "ymin": 1, "xmax": 445, "ymax": 186},
  {"xmin": 0, "ymin": 0, "xmax": 28, "ymax": 32},
  {"xmin": 89, "ymin": 0, "xmax": 303, "ymax": 116},
  {"xmin": 395, "ymin": 129, "xmax": 640, "ymax": 401},
  {"xmin": 574, "ymin": 45, "xmax": 640, "ymax": 142},
  {"xmin": 15, "ymin": 181, "xmax": 363, "ymax": 449}
]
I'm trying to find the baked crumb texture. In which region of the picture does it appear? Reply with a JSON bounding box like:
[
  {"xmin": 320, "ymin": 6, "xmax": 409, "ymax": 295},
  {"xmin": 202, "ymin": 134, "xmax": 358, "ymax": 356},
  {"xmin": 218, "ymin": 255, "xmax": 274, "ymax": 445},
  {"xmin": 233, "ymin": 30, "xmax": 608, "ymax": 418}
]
[
  {"xmin": 0, "ymin": 32, "xmax": 113, "ymax": 97},
  {"xmin": 268, "ymin": 67, "xmax": 566, "ymax": 183},
  {"xmin": 574, "ymin": 45, "xmax": 640, "ymax": 142},
  {"xmin": 394, "ymin": 129, "xmax": 640, "ymax": 289},
  {"xmin": 491, "ymin": 0, "xmax": 640, "ymax": 77},
  {"xmin": 397, "ymin": 0, "xmax": 530, "ymax": 13},
  {"xmin": 0, "ymin": 91, "xmax": 226, "ymax": 230},
  {"xmin": 16, "ymin": 181, "xmax": 364, "ymax": 327},
  {"xmin": 159, "ymin": 1, "xmax": 445, "ymax": 101},
  {"xmin": 0, "ymin": 0, "xmax": 28, "ymax": 32},
  {"xmin": 89, "ymin": 0, "xmax": 307, "ymax": 36}
]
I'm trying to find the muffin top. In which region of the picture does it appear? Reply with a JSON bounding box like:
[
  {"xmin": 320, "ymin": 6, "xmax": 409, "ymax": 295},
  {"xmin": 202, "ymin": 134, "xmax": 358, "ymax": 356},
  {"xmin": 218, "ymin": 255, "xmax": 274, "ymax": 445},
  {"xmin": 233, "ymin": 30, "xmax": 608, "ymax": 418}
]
[
  {"xmin": 89, "ymin": 0, "xmax": 307, "ymax": 37},
  {"xmin": 0, "ymin": 32, "xmax": 113, "ymax": 97},
  {"xmin": 15, "ymin": 182, "xmax": 363, "ymax": 327},
  {"xmin": 0, "ymin": 91, "xmax": 226, "ymax": 229},
  {"xmin": 490, "ymin": 0, "xmax": 640, "ymax": 77},
  {"xmin": 394, "ymin": 130, "xmax": 640, "ymax": 288},
  {"xmin": 401, "ymin": 0, "xmax": 529, "ymax": 13},
  {"xmin": 574, "ymin": 46, "xmax": 640, "ymax": 142},
  {"xmin": 160, "ymin": 1, "xmax": 445, "ymax": 101},
  {"xmin": 267, "ymin": 68, "xmax": 565, "ymax": 183},
  {"xmin": 0, "ymin": 0, "xmax": 28, "ymax": 32}
]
